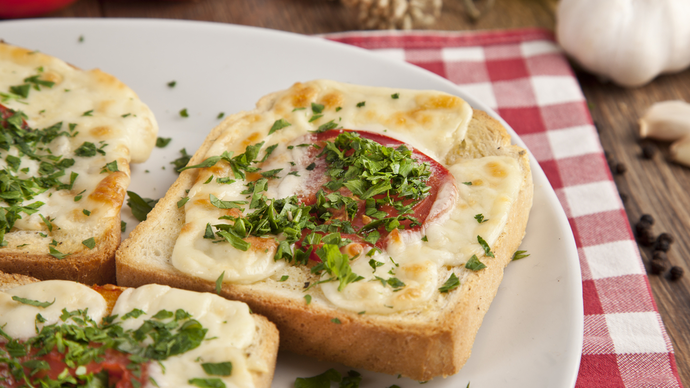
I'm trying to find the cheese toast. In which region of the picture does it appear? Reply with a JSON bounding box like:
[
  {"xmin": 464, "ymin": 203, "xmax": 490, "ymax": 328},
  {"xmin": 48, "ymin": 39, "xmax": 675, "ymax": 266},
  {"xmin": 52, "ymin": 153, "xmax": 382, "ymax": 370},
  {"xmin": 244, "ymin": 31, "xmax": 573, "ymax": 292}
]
[
  {"xmin": 116, "ymin": 80, "xmax": 533, "ymax": 381},
  {"xmin": 0, "ymin": 271, "xmax": 279, "ymax": 388},
  {"xmin": 0, "ymin": 42, "xmax": 158, "ymax": 284}
]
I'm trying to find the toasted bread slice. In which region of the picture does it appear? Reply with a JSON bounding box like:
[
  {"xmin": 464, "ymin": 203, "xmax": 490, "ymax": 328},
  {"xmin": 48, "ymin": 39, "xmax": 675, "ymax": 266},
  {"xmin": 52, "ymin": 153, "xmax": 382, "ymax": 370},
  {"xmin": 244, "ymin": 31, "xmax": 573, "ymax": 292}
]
[
  {"xmin": 0, "ymin": 271, "xmax": 279, "ymax": 388},
  {"xmin": 0, "ymin": 42, "xmax": 158, "ymax": 284},
  {"xmin": 116, "ymin": 80, "xmax": 533, "ymax": 381}
]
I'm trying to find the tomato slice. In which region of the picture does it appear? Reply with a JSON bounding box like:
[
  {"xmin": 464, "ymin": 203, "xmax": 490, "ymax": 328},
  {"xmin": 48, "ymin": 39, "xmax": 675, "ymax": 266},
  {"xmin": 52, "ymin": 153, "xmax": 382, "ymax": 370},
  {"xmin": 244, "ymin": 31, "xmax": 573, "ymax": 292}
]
[{"xmin": 0, "ymin": 0, "xmax": 78, "ymax": 18}]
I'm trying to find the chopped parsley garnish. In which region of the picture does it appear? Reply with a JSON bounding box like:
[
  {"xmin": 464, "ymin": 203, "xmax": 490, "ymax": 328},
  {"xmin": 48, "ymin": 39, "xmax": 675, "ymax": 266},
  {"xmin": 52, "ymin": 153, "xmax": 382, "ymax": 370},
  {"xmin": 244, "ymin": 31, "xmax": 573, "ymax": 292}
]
[
  {"xmin": 295, "ymin": 369, "xmax": 361, "ymax": 388},
  {"xmin": 74, "ymin": 190, "xmax": 86, "ymax": 202},
  {"xmin": 311, "ymin": 102, "xmax": 325, "ymax": 113},
  {"xmin": 0, "ymin": 106, "xmax": 91, "ymax": 245},
  {"xmin": 177, "ymin": 196, "xmax": 190, "ymax": 208},
  {"xmin": 217, "ymin": 112, "xmax": 225, "ymax": 119},
  {"xmin": 309, "ymin": 114, "xmax": 323, "ymax": 123},
  {"xmin": 439, "ymin": 273, "xmax": 460, "ymax": 293},
  {"xmin": 188, "ymin": 378, "xmax": 224, "ymax": 388},
  {"xmin": 82, "ymin": 209, "xmax": 91, "ymax": 216},
  {"xmin": 391, "ymin": 93, "xmax": 400, "ymax": 99},
  {"xmin": 215, "ymin": 271, "xmax": 225, "ymax": 294},
  {"xmin": 462, "ymin": 181, "xmax": 472, "ymax": 185},
  {"xmin": 474, "ymin": 214, "xmax": 488, "ymax": 223},
  {"xmin": 512, "ymin": 250, "xmax": 530, "ymax": 261},
  {"xmin": 126, "ymin": 191, "xmax": 159, "ymax": 222},
  {"xmin": 100, "ymin": 160, "xmax": 119, "ymax": 173},
  {"xmin": 304, "ymin": 295, "xmax": 312, "ymax": 305},
  {"xmin": 356, "ymin": 101, "xmax": 366, "ymax": 107},
  {"xmin": 179, "ymin": 108, "xmax": 189, "ymax": 118},
  {"xmin": 465, "ymin": 254, "xmax": 486, "ymax": 271},
  {"xmin": 82, "ymin": 110, "xmax": 93, "ymax": 117},
  {"xmin": 167, "ymin": 80, "xmax": 176, "ymax": 88},
  {"xmin": 75, "ymin": 141, "xmax": 106, "ymax": 157},
  {"xmin": 477, "ymin": 235, "xmax": 494, "ymax": 258},
  {"xmin": 331, "ymin": 318, "xmax": 341, "ymax": 324},
  {"xmin": 279, "ymin": 275, "xmax": 289, "ymax": 282},
  {"xmin": 121, "ymin": 220, "xmax": 127, "ymax": 233},
  {"xmin": 201, "ymin": 362, "xmax": 233, "ymax": 376},
  {"xmin": 171, "ymin": 148, "xmax": 192, "ymax": 173},
  {"xmin": 315, "ymin": 120, "xmax": 338, "ymax": 133},
  {"xmin": 49, "ymin": 246, "xmax": 69, "ymax": 260},
  {"xmin": 11, "ymin": 296, "xmax": 55, "ymax": 308},
  {"xmin": 269, "ymin": 118, "xmax": 291, "ymax": 134},
  {"xmin": 156, "ymin": 137, "xmax": 172, "ymax": 148},
  {"xmin": 82, "ymin": 237, "xmax": 96, "ymax": 249}
]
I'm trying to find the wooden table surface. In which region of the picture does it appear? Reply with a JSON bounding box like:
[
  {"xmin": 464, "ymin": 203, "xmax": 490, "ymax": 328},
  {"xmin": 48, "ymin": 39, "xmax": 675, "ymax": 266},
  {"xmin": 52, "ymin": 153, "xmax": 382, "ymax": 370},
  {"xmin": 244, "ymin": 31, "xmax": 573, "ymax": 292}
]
[{"xmin": 21, "ymin": 0, "xmax": 690, "ymax": 385}]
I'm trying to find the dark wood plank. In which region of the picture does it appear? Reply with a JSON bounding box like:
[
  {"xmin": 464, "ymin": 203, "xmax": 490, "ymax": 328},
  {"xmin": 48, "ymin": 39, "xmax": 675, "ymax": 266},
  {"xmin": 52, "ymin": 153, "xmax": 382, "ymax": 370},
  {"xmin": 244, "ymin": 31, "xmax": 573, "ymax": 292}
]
[{"xmin": 46, "ymin": 0, "xmax": 556, "ymax": 33}]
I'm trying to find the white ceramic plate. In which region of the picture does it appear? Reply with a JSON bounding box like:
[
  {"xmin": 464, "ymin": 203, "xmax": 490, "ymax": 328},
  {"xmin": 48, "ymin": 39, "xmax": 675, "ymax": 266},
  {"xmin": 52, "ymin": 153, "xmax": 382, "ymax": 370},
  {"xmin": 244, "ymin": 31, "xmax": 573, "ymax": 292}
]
[{"xmin": 0, "ymin": 19, "xmax": 583, "ymax": 388}]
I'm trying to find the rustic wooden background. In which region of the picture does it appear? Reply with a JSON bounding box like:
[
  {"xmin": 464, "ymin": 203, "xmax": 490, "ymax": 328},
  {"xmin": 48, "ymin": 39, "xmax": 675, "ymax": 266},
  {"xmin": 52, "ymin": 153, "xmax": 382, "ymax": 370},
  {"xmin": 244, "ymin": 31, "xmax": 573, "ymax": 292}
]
[{"xmin": 13, "ymin": 0, "xmax": 690, "ymax": 385}]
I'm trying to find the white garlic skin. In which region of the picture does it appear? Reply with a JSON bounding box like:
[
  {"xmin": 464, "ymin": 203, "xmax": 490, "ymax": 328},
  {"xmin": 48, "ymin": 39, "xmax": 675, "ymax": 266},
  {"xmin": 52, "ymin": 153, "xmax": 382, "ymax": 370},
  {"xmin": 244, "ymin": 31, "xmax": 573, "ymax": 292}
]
[
  {"xmin": 557, "ymin": 0, "xmax": 690, "ymax": 88},
  {"xmin": 639, "ymin": 100, "xmax": 690, "ymax": 141}
]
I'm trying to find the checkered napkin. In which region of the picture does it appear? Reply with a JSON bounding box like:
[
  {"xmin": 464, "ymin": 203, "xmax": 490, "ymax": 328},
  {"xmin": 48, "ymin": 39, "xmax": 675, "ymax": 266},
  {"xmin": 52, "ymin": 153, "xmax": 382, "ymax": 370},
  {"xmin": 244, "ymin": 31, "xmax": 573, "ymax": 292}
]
[{"xmin": 324, "ymin": 28, "xmax": 683, "ymax": 388}]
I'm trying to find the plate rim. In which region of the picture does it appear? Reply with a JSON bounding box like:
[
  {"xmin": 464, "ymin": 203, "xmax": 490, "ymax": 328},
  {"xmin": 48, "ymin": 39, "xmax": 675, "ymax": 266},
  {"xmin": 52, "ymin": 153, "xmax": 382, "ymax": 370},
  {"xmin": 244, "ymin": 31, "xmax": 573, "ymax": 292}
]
[{"xmin": 0, "ymin": 17, "xmax": 584, "ymax": 387}]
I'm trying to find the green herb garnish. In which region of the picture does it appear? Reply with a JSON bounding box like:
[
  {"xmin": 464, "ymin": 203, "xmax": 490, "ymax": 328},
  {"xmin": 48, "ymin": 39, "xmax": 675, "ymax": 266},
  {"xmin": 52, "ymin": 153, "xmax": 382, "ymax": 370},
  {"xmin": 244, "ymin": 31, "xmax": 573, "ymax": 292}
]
[
  {"xmin": 465, "ymin": 255, "xmax": 486, "ymax": 271},
  {"xmin": 11, "ymin": 296, "xmax": 55, "ymax": 308},
  {"xmin": 512, "ymin": 250, "xmax": 530, "ymax": 261},
  {"xmin": 439, "ymin": 273, "xmax": 460, "ymax": 293}
]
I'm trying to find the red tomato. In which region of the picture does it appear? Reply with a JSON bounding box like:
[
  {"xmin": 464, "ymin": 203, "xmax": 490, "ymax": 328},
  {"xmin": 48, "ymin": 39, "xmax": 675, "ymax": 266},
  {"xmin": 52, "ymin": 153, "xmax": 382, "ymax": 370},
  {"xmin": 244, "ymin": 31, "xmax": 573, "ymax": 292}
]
[{"xmin": 0, "ymin": 0, "xmax": 78, "ymax": 19}]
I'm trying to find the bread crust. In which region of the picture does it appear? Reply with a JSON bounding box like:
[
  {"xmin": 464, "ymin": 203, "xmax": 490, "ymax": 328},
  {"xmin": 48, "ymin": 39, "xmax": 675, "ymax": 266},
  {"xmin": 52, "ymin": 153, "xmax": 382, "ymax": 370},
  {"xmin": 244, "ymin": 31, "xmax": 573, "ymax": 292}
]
[
  {"xmin": 0, "ymin": 221, "xmax": 120, "ymax": 284},
  {"xmin": 116, "ymin": 83, "xmax": 533, "ymax": 381},
  {"xmin": 0, "ymin": 272, "xmax": 279, "ymax": 388}
]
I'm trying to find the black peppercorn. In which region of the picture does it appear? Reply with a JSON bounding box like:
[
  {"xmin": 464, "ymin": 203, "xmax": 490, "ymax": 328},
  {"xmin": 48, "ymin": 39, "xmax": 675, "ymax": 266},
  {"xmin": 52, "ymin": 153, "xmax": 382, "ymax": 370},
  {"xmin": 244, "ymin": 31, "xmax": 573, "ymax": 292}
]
[
  {"xmin": 654, "ymin": 240, "xmax": 671, "ymax": 252},
  {"xmin": 658, "ymin": 232, "xmax": 674, "ymax": 244},
  {"xmin": 669, "ymin": 266, "xmax": 684, "ymax": 281},
  {"xmin": 650, "ymin": 259, "xmax": 666, "ymax": 275},
  {"xmin": 637, "ymin": 228, "xmax": 656, "ymax": 247},
  {"xmin": 654, "ymin": 233, "xmax": 673, "ymax": 252},
  {"xmin": 635, "ymin": 221, "xmax": 651, "ymax": 236},
  {"xmin": 640, "ymin": 214, "xmax": 654, "ymax": 225},
  {"xmin": 652, "ymin": 250, "xmax": 667, "ymax": 261},
  {"xmin": 614, "ymin": 163, "xmax": 627, "ymax": 175},
  {"xmin": 642, "ymin": 144, "xmax": 657, "ymax": 159}
]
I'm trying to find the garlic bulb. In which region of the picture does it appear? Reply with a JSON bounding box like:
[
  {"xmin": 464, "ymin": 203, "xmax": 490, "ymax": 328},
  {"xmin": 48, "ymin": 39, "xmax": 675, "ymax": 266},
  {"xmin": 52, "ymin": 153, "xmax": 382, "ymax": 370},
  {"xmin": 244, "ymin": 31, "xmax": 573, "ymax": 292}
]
[{"xmin": 557, "ymin": 0, "xmax": 690, "ymax": 87}]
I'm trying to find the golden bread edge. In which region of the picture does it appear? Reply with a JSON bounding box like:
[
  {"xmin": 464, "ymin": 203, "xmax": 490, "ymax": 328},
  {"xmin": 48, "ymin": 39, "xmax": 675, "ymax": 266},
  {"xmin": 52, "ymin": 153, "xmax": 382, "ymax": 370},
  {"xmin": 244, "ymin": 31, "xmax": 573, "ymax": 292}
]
[{"xmin": 115, "ymin": 104, "xmax": 534, "ymax": 381}]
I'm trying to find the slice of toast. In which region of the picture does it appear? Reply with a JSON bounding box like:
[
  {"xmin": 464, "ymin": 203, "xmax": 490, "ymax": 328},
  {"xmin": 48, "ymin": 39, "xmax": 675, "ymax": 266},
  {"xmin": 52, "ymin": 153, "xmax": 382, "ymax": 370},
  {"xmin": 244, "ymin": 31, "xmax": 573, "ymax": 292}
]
[
  {"xmin": 0, "ymin": 42, "xmax": 158, "ymax": 284},
  {"xmin": 116, "ymin": 80, "xmax": 533, "ymax": 381},
  {"xmin": 0, "ymin": 271, "xmax": 279, "ymax": 388}
]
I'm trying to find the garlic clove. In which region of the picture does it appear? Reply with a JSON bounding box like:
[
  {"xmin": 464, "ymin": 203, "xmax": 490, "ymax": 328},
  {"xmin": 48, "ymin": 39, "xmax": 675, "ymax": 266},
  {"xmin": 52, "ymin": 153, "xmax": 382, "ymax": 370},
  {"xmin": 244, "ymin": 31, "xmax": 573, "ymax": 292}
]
[
  {"xmin": 639, "ymin": 100, "xmax": 690, "ymax": 140},
  {"xmin": 670, "ymin": 135, "xmax": 690, "ymax": 167}
]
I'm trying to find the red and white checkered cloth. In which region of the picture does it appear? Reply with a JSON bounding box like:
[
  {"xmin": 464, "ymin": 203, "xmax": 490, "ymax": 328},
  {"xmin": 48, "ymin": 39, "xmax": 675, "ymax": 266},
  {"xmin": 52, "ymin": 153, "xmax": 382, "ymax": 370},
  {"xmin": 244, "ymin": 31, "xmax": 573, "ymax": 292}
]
[{"xmin": 324, "ymin": 28, "xmax": 683, "ymax": 388}]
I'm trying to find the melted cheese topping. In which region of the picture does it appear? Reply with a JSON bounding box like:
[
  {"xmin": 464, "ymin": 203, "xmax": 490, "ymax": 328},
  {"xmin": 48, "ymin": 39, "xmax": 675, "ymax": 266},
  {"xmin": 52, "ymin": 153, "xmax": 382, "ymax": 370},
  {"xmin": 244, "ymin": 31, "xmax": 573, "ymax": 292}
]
[
  {"xmin": 0, "ymin": 43, "xmax": 158, "ymax": 250},
  {"xmin": 111, "ymin": 284, "xmax": 260, "ymax": 388},
  {"xmin": 171, "ymin": 80, "xmax": 524, "ymax": 314},
  {"xmin": 0, "ymin": 280, "xmax": 108, "ymax": 339},
  {"xmin": 321, "ymin": 156, "xmax": 522, "ymax": 313}
]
